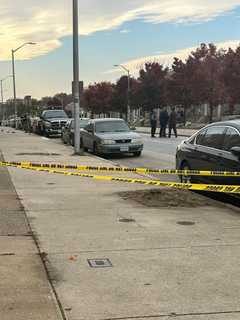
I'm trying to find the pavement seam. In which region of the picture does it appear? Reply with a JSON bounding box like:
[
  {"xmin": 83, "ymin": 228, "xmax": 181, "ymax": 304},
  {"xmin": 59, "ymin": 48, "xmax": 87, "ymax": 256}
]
[
  {"xmin": 0, "ymin": 152, "xmax": 67, "ymax": 320},
  {"xmin": 40, "ymin": 242, "xmax": 240, "ymax": 255},
  {"xmin": 73, "ymin": 309, "xmax": 240, "ymax": 320}
]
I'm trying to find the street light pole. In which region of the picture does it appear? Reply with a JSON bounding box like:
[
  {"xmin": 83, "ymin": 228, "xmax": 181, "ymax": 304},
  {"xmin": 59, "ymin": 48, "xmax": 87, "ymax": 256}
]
[
  {"xmin": 11, "ymin": 42, "xmax": 36, "ymax": 128},
  {"xmin": 73, "ymin": 0, "xmax": 83, "ymax": 155},
  {"xmin": 0, "ymin": 76, "xmax": 12, "ymax": 121},
  {"xmin": 0, "ymin": 80, "xmax": 3, "ymax": 121},
  {"xmin": 12, "ymin": 50, "xmax": 17, "ymax": 125},
  {"xmin": 114, "ymin": 64, "xmax": 131, "ymax": 123}
]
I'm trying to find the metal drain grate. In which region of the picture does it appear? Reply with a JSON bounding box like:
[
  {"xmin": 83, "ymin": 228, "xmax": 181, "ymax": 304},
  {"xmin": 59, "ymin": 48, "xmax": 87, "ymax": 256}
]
[
  {"xmin": 177, "ymin": 221, "xmax": 195, "ymax": 226},
  {"xmin": 87, "ymin": 259, "xmax": 113, "ymax": 268}
]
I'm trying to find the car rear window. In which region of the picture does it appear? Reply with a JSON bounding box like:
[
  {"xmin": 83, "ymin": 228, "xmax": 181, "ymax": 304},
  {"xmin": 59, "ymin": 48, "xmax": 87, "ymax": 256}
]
[
  {"xmin": 200, "ymin": 126, "xmax": 226, "ymax": 149},
  {"xmin": 71, "ymin": 120, "xmax": 89, "ymax": 129},
  {"xmin": 223, "ymin": 127, "xmax": 240, "ymax": 151}
]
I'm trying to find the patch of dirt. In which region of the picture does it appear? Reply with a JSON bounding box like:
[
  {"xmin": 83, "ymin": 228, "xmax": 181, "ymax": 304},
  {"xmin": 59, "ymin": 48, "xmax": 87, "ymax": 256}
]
[{"xmin": 118, "ymin": 189, "xmax": 222, "ymax": 208}]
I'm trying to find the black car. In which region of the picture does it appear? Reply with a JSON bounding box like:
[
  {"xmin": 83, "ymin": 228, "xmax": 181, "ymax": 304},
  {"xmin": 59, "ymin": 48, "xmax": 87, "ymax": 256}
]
[{"xmin": 176, "ymin": 120, "xmax": 240, "ymax": 185}]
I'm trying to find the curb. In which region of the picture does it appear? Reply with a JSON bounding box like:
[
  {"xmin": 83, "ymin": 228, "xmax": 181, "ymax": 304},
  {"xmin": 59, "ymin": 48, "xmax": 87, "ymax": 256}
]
[{"xmin": 136, "ymin": 130, "xmax": 193, "ymax": 138}]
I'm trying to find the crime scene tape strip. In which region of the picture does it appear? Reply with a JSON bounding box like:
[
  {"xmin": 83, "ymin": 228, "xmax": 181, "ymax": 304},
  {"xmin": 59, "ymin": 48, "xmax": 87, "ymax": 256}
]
[
  {"xmin": 4, "ymin": 163, "xmax": 240, "ymax": 194},
  {"xmin": 1, "ymin": 161, "xmax": 240, "ymax": 177}
]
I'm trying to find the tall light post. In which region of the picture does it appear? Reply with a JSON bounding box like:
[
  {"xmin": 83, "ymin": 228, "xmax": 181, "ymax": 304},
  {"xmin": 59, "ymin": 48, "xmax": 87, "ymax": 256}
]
[
  {"xmin": 12, "ymin": 42, "xmax": 36, "ymax": 127},
  {"xmin": 114, "ymin": 64, "xmax": 131, "ymax": 123},
  {"xmin": 1, "ymin": 75, "xmax": 12, "ymax": 121},
  {"xmin": 72, "ymin": 0, "xmax": 83, "ymax": 155}
]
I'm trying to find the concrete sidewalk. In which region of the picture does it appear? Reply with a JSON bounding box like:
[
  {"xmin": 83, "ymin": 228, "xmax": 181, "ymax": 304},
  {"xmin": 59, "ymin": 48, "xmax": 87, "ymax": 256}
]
[
  {"xmin": 0, "ymin": 153, "xmax": 62, "ymax": 320},
  {"xmin": 1, "ymin": 127, "xmax": 240, "ymax": 320},
  {"xmin": 136, "ymin": 126, "xmax": 198, "ymax": 137}
]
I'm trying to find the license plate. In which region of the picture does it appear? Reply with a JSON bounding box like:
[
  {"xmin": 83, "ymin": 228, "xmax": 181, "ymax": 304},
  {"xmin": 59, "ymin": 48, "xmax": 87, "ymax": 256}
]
[{"xmin": 120, "ymin": 146, "xmax": 129, "ymax": 152}]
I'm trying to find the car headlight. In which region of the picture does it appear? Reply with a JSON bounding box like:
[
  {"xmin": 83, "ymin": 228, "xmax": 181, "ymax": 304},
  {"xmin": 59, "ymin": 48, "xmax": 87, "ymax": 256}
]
[
  {"xmin": 45, "ymin": 122, "xmax": 51, "ymax": 128},
  {"xmin": 132, "ymin": 138, "xmax": 143, "ymax": 144},
  {"xmin": 101, "ymin": 139, "xmax": 116, "ymax": 145}
]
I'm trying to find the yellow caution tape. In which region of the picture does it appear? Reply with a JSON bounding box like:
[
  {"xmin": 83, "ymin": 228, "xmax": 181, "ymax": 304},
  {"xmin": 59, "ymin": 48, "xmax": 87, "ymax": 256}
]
[
  {"xmin": 3, "ymin": 162, "xmax": 240, "ymax": 194},
  {"xmin": 1, "ymin": 161, "xmax": 240, "ymax": 177}
]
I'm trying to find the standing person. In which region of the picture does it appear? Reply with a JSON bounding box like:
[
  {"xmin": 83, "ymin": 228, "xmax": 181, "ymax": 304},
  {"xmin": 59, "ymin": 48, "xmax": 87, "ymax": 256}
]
[
  {"xmin": 150, "ymin": 109, "xmax": 157, "ymax": 138},
  {"xmin": 159, "ymin": 107, "xmax": 169, "ymax": 137},
  {"xmin": 26, "ymin": 115, "xmax": 32, "ymax": 133},
  {"xmin": 21, "ymin": 114, "xmax": 27, "ymax": 132},
  {"xmin": 169, "ymin": 107, "xmax": 178, "ymax": 138}
]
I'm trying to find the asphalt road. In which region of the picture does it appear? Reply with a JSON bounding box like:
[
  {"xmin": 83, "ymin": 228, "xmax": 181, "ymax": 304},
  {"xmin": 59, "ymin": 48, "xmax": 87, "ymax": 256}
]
[
  {"xmin": 106, "ymin": 134, "xmax": 185, "ymax": 169},
  {"xmin": 97, "ymin": 134, "xmax": 185, "ymax": 182}
]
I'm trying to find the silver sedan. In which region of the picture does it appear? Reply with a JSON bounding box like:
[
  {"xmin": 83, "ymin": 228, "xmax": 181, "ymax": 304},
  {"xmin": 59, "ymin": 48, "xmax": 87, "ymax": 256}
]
[{"xmin": 80, "ymin": 118, "xmax": 144, "ymax": 156}]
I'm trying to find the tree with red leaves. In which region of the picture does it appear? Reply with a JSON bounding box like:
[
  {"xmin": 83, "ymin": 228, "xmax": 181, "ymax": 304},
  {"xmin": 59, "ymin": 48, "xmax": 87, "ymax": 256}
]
[
  {"xmin": 138, "ymin": 62, "xmax": 169, "ymax": 111},
  {"xmin": 112, "ymin": 75, "xmax": 140, "ymax": 118},
  {"xmin": 222, "ymin": 46, "xmax": 240, "ymax": 114},
  {"xmin": 84, "ymin": 82, "xmax": 115, "ymax": 116},
  {"xmin": 187, "ymin": 43, "xmax": 226, "ymax": 122}
]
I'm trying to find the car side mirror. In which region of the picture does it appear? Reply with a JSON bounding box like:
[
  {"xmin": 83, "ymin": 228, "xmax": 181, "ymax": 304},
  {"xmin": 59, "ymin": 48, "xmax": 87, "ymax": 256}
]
[{"xmin": 230, "ymin": 146, "xmax": 240, "ymax": 157}]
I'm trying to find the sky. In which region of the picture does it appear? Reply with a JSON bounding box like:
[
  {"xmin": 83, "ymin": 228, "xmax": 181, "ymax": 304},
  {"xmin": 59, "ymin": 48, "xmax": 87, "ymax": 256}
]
[{"xmin": 1, "ymin": 0, "xmax": 240, "ymax": 100}]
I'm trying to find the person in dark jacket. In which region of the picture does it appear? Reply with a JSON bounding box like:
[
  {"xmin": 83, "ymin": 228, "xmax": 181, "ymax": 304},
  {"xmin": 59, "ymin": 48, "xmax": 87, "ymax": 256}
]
[
  {"xmin": 150, "ymin": 109, "xmax": 157, "ymax": 138},
  {"xmin": 168, "ymin": 107, "xmax": 178, "ymax": 138},
  {"xmin": 159, "ymin": 107, "xmax": 169, "ymax": 137}
]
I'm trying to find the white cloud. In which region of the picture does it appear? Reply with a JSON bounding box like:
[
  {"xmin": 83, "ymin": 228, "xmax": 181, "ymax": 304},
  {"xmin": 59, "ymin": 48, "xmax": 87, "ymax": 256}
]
[
  {"xmin": 106, "ymin": 40, "xmax": 240, "ymax": 76},
  {"xmin": 0, "ymin": 1, "xmax": 240, "ymax": 60},
  {"xmin": 120, "ymin": 29, "xmax": 131, "ymax": 34}
]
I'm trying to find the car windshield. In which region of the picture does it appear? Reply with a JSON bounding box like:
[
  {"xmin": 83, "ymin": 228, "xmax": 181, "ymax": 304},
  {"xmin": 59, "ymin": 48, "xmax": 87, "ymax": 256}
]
[
  {"xmin": 79, "ymin": 119, "xmax": 89, "ymax": 128},
  {"xmin": 95, "ymin": 121, "xmax": 130, "ymax": 133},
  {"xmin": 71, "ymin": 119, "xmax": 89, "ymax": 129},
  {"xmin": 44, "ymin": 111, "xmax": 67, "ymax": 119}
]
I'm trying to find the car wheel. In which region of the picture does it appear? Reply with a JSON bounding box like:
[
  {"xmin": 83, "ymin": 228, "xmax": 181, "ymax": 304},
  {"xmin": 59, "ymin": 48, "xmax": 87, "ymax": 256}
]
[
  {"xmin": 133, "ymin": 151, "xmax": 142, "ymax": 157},
  {"xmin": 70, "ymin": 135, "xmax": 74, "ymax": 146},
  {"xmin": 80, "ymin": 138, "xmax": 88, "ymax": 152},
  {"xmin": 44, "ymin": 129, "xmax": 49, "ymax": 138},
  {"xmin": 180, "ymin": 162, "xmax": 192, "ymax": 183}
]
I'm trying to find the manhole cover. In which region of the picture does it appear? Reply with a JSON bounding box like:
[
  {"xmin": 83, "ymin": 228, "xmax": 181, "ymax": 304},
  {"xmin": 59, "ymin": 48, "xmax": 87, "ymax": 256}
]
[
  {"xmin": 87, "ymin": 259, "xmax": 113, "ymax": 268},
  {"xmin": 177, "ymin": 221, "xmax": 195, "ymax": 226},
  {"xmin": 16, "ymin": 152, "xmax": 60, "ymax": 156},
  {"xmin": 119, "ymin": 218, "xmax": 136, "ymax": 223}
]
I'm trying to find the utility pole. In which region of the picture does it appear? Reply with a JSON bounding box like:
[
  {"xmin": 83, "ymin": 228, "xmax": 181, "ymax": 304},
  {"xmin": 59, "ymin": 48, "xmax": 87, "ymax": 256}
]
[
  {"xmin": 11, "ymin": 42, "xmax": 36, "ymax": 128},
  {"xmin": 73, "ymin": 0, "xmax": 83, "ymax": 155},
  {"xmin": 0, "ymin": 79, "xmax": 3, "ymax": 121},
  {"xmin": 12, "ymin": 49, "xmax": 17, "ymax": 126}
]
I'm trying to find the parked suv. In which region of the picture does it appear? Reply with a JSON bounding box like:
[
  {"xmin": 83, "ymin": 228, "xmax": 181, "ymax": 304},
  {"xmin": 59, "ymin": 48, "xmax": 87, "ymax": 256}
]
[
  {"xmin": 39, "ymin": 110, "xmax": 69, "ymax": 137},
  {"xmin": 176, "ymin": 120, "xmax": 240, "ymax": 185}
]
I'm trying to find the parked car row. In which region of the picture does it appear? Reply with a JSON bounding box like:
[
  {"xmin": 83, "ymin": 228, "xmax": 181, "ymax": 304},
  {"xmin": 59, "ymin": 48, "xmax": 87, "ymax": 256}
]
[
  {"xmin": 2, "ymin": 109, "xmax": 69, "ymax": 136},
  {"xmin": 2, "ymin": 114, "xmax": 144, "ymax": 157}
]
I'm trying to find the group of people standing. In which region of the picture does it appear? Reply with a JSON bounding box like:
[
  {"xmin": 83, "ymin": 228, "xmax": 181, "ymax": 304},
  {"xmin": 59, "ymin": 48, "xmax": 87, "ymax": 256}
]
[{"xmin": 150, "ymin": 107, "xmax": 178, "ymax": 138}]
